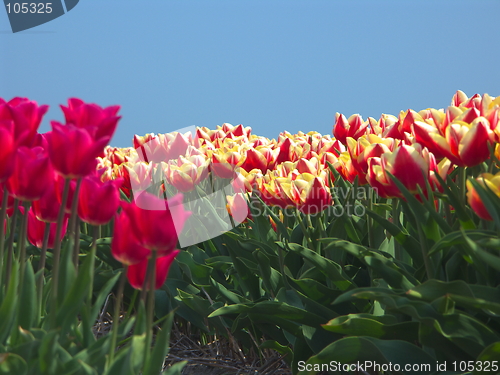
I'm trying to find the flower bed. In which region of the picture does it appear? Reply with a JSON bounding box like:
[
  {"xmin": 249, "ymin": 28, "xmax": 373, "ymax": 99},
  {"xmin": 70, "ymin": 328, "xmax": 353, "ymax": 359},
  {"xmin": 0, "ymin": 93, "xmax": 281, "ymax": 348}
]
[{"xmin": 1, "ymin": 91, "xmax": 500, "ymax": 374}]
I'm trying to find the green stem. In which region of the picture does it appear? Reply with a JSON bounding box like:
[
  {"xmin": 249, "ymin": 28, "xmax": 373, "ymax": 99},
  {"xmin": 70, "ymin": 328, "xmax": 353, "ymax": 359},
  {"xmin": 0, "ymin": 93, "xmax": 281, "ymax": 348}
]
[
  {"xmin": 37, "ymin": 223, "xmax": 51, "ymax": 318},
  {"xmin": 69, "ymin": 179, "xmax": 82, "ymax": 269},
  {"xmin": 444, "ymin": 202, "xmax": 453, "ymax": 228},
  {"xmin": 107, "ymin": 266, "xmax": 128, "ymax": 369},
  {"xmin": 366, "ymin": 186, "xmax": 374, "ymax": 249},
  {"xmin": 306, "ymin": 213, "xmax": 318, "ymax": 250},
  {"xmin": 145, "ymin": 251, "xmax": 158, "ymax": 365},
  {"xmin": 392, "ymin": 199, "xmax": 402, "ymax": 261},
  {"xmin": 0, "ymin": 187, "xmax": 8, "ymax": 291},
  {"xmin": 417, "ymin": 223, "xmax": 434, "ymax": 280},
  {"xmin": 297, "ymin": 210, "xmax": 314, "ymax": 250},
  {"xmin": 87, "ymin": 225, "xmax": 99, "ymax": 304},
  {"xmin": 4, "ymin": 198, "xmax": 19, "ymax": 288},
  {"xmin": 18, "ymin": 201, "xmax": 31, "ymax": 289},
  {"xmin": 123, "ymin": 289, "xmax": 138, "ymax": 321},
  {"xmin": 49, "ymin": 178, "xmax": 70, "ymax": 327},
  {"xmin": 458, "ymin": 167, "xmax": 466, "ymax": 207},
  {"xmin": 73, "ymin": 216, "xmax": 81, "ymax": 270}
]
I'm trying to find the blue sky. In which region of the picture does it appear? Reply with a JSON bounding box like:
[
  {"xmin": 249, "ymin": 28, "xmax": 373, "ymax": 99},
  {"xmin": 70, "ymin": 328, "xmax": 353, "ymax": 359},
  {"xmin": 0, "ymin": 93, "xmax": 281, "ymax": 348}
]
[{"xmin": 1, "ymin": 1, "xmax": 500, "ymax": 147}]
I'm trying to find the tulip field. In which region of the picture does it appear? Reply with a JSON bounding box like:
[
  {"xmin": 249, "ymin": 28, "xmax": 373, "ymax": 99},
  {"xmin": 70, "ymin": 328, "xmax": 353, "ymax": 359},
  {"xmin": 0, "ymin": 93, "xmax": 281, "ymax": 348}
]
[{"xmin": 1, "ymin": 91, "xmax": 500, "ymax": 374}]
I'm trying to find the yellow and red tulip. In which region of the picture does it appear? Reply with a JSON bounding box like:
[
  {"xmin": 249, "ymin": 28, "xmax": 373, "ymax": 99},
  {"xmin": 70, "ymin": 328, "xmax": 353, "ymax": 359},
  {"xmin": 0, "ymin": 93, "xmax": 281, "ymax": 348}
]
[
  {"xmin": 367, "ymin": 143, "xmax": 436, "ymax": 199},
  {"xmin": 466, "ymin": 172, "xmax": 500, "ymax": 221},
  {"xmin": 166, "ymin": 155, "xmax": 210, "ymax": 192},
  {"xmin": 333, "ymin": 113, "xmax": 369, "ymax": 145}
]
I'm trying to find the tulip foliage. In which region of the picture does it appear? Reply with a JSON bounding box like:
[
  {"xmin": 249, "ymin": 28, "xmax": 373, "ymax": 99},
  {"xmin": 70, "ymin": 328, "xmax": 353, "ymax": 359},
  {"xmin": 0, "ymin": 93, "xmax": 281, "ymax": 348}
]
[{"xmin": 2, "ymin": 91, "xmax": 500, "ymax": 374}]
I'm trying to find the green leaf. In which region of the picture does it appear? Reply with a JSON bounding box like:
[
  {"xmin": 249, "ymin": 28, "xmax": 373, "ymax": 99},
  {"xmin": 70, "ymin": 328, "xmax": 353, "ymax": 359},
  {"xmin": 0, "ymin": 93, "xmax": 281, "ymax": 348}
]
[
  {"xmin": 474, "ymin": 342, "xmax": 500, "ymax": 375},
  {"xmin": 90, "ymin": 271, "xmax": 121, "ymax": 325},
  {"xmin": 143, "ymin": 311, "xmax": 175, "ymax": 375},
  {"xmin": 254, "ymin": 194, "xmax": 290, "ymax": 241},
  {"xmin": 58, "ymin": 239, "xmax": 77, "ymax": 306},
  {"xmin": 323, "ymin": 240, "xmax": 416, "ymax": 290},
  {"xmin": 322, "ymin": 314, "xmax": 419, "ymax": 342},
  {"xmin": 56, "ymin": 244, "xmax": 94, "ymax": 331},
  {"xmin": 406, "ymin": 279, "xmax": 475, "ymax": 301},
  {"xmin": 129, "ymin": 334, "xmax": 147, "ymax": 374},
  {"xmin": 39, "ymin": 330, "xmax": 59, "ymax": 375},
  {"xmin": 365, "ymin": 208, "xmax": 423, "ymax": 264},
  {"xmin": 18, "ymin": 261, "xmax": 37, "ymax": 330},
  {"xmin": 0, "ymin": 353, "xmax": 27, "ymax": 375},
  {"xmin": 175, "ymin": 251, "xmax": 212, "ymax": 286},
  {"xmin": 287, "ymin": 243, "xmax": 354, "ymax": 291},
  {"xmin": 102, "ymin": 345, "xmax": 134, "ymax": 375},
  {"xmin": 0, "ymin": 262, "xmax": 19, "ymax": 345},
  {"xmin": 162, "ymin": 361, "xmax": 187, "ymax": 375},
  {"xmin": 209, "ymin": 301, "xmax": 327, "ymax": 328},
  {"xmin": 259, "ymin": 340, "xmax": 293, "ymax": 364}
]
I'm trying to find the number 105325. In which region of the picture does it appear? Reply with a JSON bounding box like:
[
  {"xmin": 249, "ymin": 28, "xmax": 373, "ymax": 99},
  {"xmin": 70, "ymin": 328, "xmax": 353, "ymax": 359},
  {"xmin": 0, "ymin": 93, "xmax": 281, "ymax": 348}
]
[{"xmin": 5, "ymin": 3, "xmax": 53, "ymax": 14}]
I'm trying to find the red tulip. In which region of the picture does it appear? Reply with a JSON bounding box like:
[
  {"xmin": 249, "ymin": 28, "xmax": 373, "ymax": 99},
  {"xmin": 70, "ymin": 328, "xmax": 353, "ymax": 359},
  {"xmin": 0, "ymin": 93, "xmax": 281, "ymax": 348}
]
[
  {"xmin": 27, "ymin": 208, "xmax": 68, "ymax": 249},
  {"xmin": 32, "ymin": 176, "xmax": 61, "ymax": 222},
  {"xmin": 0, "ymin": 97, "xmax": 49, "ymax": 147},
  {"xmin": 0, "ymin": 121, "xmax": 16, "ymax": 182},
  {"xmin": 126, "ymin": 250, "xmax": 180, "ymax": 290},
  {"xmin": 111, "ymin": 211, "xmax": 151, "ymax": 265},
  {"xmin": 47, "ymin": 122, "xmax": 110, "ymax": 178},
  {"xmin": 78, "ymin": 175, "xmax": 122, "ymax": 225},
  {"xmin": 6, "ymin": 147, "xmax": 53, "ymax": 201},
  {"xmin": 60, "ymin": 98, "xmax": 120, "ymax": 141},
  {"xmin": 120, "ymin": 192, "xmax": 190, "ymax": 252}
]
